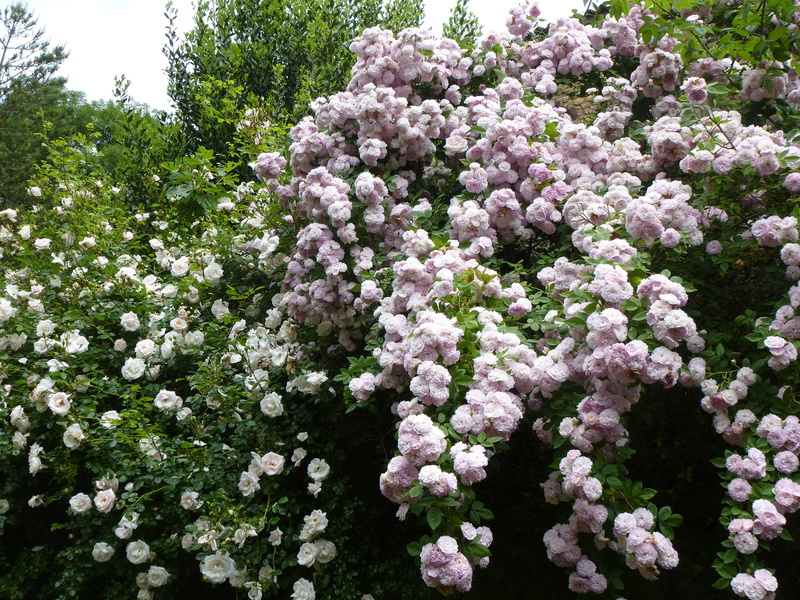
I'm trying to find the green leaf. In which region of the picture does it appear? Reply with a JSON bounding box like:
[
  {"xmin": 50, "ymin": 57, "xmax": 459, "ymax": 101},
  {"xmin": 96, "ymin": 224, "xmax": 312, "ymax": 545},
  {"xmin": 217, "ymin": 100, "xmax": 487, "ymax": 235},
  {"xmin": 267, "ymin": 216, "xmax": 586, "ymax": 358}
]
[
  {"xmin": 608, "ymin": 0, "xmax": 632, "ymax": 19},
  {"xmin": 406, "ymin": 541, "xmax": 422, "ymax": 557},
  {"xmin": 427, "ymin": 507, "xmax": 443, "ymax": 531},
  {"xmin": 542, "ymin": 120, "xmax": 559, "ymax": 141},
  {"xmin": 716, "ymin": 563, "xmax": 737, "ymax": 579},
  {"xmin": 658, "ymin": 506, "xmax": 672, "ymax": 521},
  {"xmin": 639, "ymin": 488, "xmax": 657, "ymax": 500},
  {"xmin": 712, "ymin": 578, "xmax": 731, "ymax": 589}
]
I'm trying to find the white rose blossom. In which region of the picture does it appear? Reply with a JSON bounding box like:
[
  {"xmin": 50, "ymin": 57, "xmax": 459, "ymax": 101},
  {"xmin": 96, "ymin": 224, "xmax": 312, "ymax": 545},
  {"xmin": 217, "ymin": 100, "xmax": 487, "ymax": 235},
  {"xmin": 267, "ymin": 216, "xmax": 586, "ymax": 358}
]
[
  {"xmin": 0, "ymin": 298, "xmax": 14, "ymax": 322},
  {"xmin": 63, "ymin": 423, "xmax": 85, "ymax": 449},
  {"xmin": 115, "ymin": 513, "xmax": 140, "ymax": 539},
  {"xmin": 313, "ymin": 539, "xmax": 337, "ymax": 564},
  {"xmin": 100, "ymin": 410, "xmax": 121, "ymax": 428},
  {"xmin": 287, "ymin": 371, "xmax": 328, "ymax": 394},
  {"xmin": 250, "ymin": 451, "xmax": 284, "ymax": 476},
  {"xmin": 121, "ymin": 357, "xmax": 146, "ymax": 380},
  {"xmin": 170, "ymin": 317, "xmax": 188, "ymax": 332},
  {"xmin": 69, "ymin": 492, "xmax": 92, "ymax": 513},
  {"xmin": 126, "ymin": 540, "xmax": 152, "ymax": 565},
  {"xmin": 299, "ymin": 509, "xmax": 328, "ymax": 541},
  {"xmin": 296, "ymin": 542, "xmax": 318, "ymax": 567},
  {"xmin": 135, "ymin": 339, "xmax": 157, "ymax": 358},
  {"xmin": 10, "ymin": 405, "xmax": 29, "ymax": 432},
  {"xmin": 139, "ymin": 437, "xmax": 166, "ymax": 460},
  {"xmin": 268, "ymin": 528, "xmax": 282, "ymax": 546},
  {"xmin": 12, "ymin": 431, "xmax": 27, "ymax": 448},
  {"xmin": 92, "ymin": 542, "xmax": 115, "ymax": 562},
  {"xmin": 181, "ymin": 533, "xmax": 195, "ymax": 551},
  {"xmin": 120, "ymin": 312, "xmax": 141, "ymax": 331},
  {"xmin": 94, "ymin": 489, "xmax": 116, "ymax": 513},
  {"xmin": 146, "ymin": 566, "xmax": 169, "ymax": 588},
  {"xmin": 307, "ymin": 458, "xmax": 330, "ymax": 481},
  {"xmin": 180, "ymin": 490, "xmax": 202, "ymax": 510},
  {"xmin": 238, "ymin": 470, "xmax": 261, "ymax": 497},
  {"xmin": 291, "ymin": 578, "xmax": 315, "ymax": 600},
  {"xmin": 203, "ymin": 262, "xmax": 223, "ymax": 284},
  {"xmin": 292, "ymin": 447, "xmax": 307, "ymax": 466},
  {"xmin": 47, "ymin": 391, "xmax": 71, "ymax": 416},
  {"xmin": 244, "ymin": 581, "xmax": 262, "ymax": 600},
  {"xmin": 36, "ymin": 319, "xmax": 55, "ymax": 336},
  {"xmin": 28, "ymin": 443, "xmax": 44, "ymax": 475},
  {"xmin": 199, "ymin": 552, "xmax": 235, "ymax": 583},
  {"xmin": 153, "ymin": 390, "xmax": 183, "ymax": 411},
  {"xmin": 260, "ymin": 392, "xmax": 284, "ymax": 417},
  {"xmin": 61, "ymin": 330, "xmax": 89, "ymax": 354},
  {"xmin": 211, "ymin": 299, "xmax": 229, "ymax": 319},
  {"xmin": 233, "ymin": 524, "xmax": 257, "ymax": 548},
  {"xmin": 170, "ymin": 256, "xmax": 190, "ymax": 277},
  {"xmin": 95, "ymin": 475, "xmax": 118, "ymax": 491}
]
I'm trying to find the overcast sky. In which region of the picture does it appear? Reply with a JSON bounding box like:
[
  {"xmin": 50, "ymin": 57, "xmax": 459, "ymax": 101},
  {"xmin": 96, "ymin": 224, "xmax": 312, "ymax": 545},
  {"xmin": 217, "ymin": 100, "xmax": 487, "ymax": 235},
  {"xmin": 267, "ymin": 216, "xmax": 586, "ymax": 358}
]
[{"xmin": 19, "ymin": 0, "xmax": 587, "ymax": 112}]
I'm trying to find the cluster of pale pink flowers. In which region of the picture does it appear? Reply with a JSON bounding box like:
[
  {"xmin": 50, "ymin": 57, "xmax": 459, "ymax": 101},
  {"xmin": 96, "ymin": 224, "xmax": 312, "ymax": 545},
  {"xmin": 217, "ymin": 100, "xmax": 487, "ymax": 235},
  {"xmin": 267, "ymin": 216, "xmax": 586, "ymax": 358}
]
[
  {"xmin": 648, "ymin": 105, "xmax": 800, "ymax": 179},
  {"xmin": 240, "ymin": 0, "xmax": 800, "ymax": 596},
  {"xmin": 590, "ymin": 77, "xmax": 636, "ymax": 140},
  {"xmin": 731, "ymin": 569, "xmax": 779, "ymax": 600},
  {"xmin": 419, "ymin": 535, "xmax": 474, "ymax": 593},
  {"xmin": 610, "ymin": 509, "xmax": 678, "ymax": 579},
  {"xmin": 630, "ymin": 35, "xmax": 683, "ymax": 98},
  {"xmin": 11, "ymin": 0, "xmax": 797, "ymax": 597}
]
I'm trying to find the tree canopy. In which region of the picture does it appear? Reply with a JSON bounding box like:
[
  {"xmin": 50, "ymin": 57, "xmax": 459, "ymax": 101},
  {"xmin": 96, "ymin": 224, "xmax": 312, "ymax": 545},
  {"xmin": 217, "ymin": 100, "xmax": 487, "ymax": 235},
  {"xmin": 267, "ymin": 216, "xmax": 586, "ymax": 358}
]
[
  {"xmin": 163, "ymin": 0, "xmax": 425, "ymax": 163},
  {"xmin": 0, "ymin": 2, "xmax": 70, "ymax": 205}
]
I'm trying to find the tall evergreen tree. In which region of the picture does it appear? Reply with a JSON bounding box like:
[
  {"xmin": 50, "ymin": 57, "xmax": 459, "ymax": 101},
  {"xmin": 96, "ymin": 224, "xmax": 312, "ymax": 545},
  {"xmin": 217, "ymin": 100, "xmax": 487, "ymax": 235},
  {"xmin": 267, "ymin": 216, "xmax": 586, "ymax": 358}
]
[
  {"xmin": 163, "ymin": 0, "xmax": 424, "ymax": 165},
  {"xmin": 443, "ymin": 0, "xmax": 482, "ymax": 47},
  {"xmin": 0, "ymin": 2, "xmax": 69, "ymax": 205}
]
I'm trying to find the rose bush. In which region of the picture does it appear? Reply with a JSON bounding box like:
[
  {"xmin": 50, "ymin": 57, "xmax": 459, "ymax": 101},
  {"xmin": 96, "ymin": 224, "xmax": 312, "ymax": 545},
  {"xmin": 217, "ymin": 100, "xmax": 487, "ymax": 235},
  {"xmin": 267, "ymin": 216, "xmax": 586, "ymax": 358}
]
[
  {"xmin": 0, "ymin": 123, "xmax": 400, "ymax": 599},
  {"xmin": 3, "ymin": 0, "xmax": 800, "ymax": 599}
]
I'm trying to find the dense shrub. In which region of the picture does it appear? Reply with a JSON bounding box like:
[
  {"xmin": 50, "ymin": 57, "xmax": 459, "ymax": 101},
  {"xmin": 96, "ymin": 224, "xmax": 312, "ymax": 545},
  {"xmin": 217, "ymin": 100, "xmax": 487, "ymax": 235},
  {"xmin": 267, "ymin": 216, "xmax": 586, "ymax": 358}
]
[{"xmin": 4, "ymin": 2, "xmax": 800, "ymax": 599}]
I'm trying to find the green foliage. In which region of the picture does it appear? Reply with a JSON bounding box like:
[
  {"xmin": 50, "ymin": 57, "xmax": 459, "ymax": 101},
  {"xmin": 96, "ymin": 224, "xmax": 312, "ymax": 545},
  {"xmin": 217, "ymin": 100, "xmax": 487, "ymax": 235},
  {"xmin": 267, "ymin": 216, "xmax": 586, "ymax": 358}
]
[
  {"xmin": 162, "ymin": 146, "xmax": 239, "ymax": 222},
  {"xmin": 106, "ymin": 76, "xmax": 181, "ymax": 210},
  {"xmin": 0, "ymin": 2, "xmax": 70, "ymax": 205},
  {"xmin": 442, "ymin": 0, "xmax": 482, "ymax": 48},
  {"xmin": 163, "ymin": 0, "xmax": 424, "ymax": 166},
  {"xmin": 605, "ymin": 0, "xmax": 800, "ymax": 70}
]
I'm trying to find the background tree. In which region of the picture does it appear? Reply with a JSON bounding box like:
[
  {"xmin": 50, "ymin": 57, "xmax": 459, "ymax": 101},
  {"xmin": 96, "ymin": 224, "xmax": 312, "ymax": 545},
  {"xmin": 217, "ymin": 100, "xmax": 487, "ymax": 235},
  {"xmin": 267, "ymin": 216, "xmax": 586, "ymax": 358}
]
[
  {"xmin": 442, "ymin": 0, "xmax": 482, "ymax": 47},
  {"xmin": 0, "ymin": 1, "xmax": 69, "ymax": 205},
  {"xmin": 163, "ymin": 0, "xmax": 424, "ymax": 167}
]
